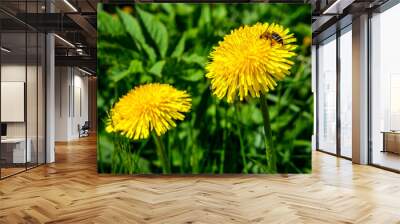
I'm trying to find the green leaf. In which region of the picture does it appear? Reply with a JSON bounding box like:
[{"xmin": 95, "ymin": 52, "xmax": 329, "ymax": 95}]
[
  {"xmin": 109, "ymin": 60, "xmax": 143, "ymax": 83},
  {"xmin": 212, "ymin": 5, "xmax": 228, "ymax": 23},
  {"xmin": 181, "ymin": 69, "xmax": 204, "ymax": 82},
  {"xmin": 117, "ymin": 8, "xmax": 145, "ymax": 44},
  {"xmin": 110, "ymin": 70, "xmax": 129, "ymax": 83},
  {"xmin": 293, "ymin": 140, "xmax": 311, "ymax": 147},
  {"xmin": 175, "ymin": 4, "xmax": 195, "ymax": 15},
  {"xmin": 136, "ymin": 7, "xmax": 169, "ymax": 57},
  {"xmin": 97, "ymin": 95, "xmax": 105, "ymax": 109},
  {"xmin": 98, "ymin": 11, "xmax": 124, "ymax": 37},
  {"xmin": 149, "ymin": 60, "xmax": 166, "ymax": 78},
  {"xmin": 128, "ymin": 60, "xmax": 144, "ymax": 74},
  {"xmin": 185, "ymin": 28, "xmax": 199, "ymax": 39},
  {"xmin": 171, "ymin": 33, "xmax": 186, "ymax": 58},
  {"xmin": 182, "ymin": 54, "xmax": 207, "ymax": 67},
  {"xmin": 161, "ymin": 4, "xmax": 175, "ymax": 17},
  {"xmin": 198, "ymin": 5, "xmax": 211, "ymax": 28},
  {"xmin": 117, "ymin": 8, "xmax": 156, "ymax": 63},
  {"xmin": 142, "ymin": 44, "xmax": 157, "ymax": 64}
]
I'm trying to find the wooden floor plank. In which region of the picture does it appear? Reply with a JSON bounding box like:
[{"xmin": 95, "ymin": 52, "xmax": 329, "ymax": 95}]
[{"xmin": 0, "ymin": 136, "xmax": 400, "ymax": 223}]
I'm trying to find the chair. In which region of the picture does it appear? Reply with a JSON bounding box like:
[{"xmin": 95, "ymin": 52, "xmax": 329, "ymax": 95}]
[{"xmin": 78, "ymin": 121, "xmax": 90, "ymax": 138}]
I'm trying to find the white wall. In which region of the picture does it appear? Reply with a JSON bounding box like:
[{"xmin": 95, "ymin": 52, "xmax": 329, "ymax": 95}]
[
  {"xmin": 55, "ymin": 66, "xmax": 69, "ymax": 141},
  {"xmin": 1, "ymin": 65, "xmax": 25, "ymax": 81},
  {"xmin": 1, "ymin": 65, "xmax": 41, "ymax": 137},
  {"xmin": 71, "ymin": 73, "xmax": 89, "ymax": 138},
  {"xmin": 55, "ymin": 67, "xmax": 89, "ymax": 141}
]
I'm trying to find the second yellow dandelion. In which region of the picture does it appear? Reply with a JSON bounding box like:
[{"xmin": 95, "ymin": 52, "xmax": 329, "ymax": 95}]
[
  {"xmin": 205, "ymin": 23, "xmax": 297, "ymax": 103},
  {"xmin": 106, "ymin": 83, "xmax": 192, "ymax": 140}
]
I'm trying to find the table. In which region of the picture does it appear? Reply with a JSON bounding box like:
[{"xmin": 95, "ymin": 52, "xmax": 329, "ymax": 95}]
[
  {"xmin": 382, "ymin": 131, "xmax": 400, "ymax": 154},
  {"xmin": 1, "ymin": 138, "xmax": 31, "ymax": 163}
]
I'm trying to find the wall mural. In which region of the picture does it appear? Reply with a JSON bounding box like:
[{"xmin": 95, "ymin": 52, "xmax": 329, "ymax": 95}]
[{"xmin": 97, "ymin": 3, "xmax": 312, "ymax": 174}]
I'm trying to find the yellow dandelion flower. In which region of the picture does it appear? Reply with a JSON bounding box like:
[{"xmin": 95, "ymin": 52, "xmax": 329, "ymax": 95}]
[
  {"xmin": 106, "ymin": 83, "xmax": 191, "ymax": 140},
  {"xmin": 206, "ymin": 23, "xmax": 297, "ymax": 103}
]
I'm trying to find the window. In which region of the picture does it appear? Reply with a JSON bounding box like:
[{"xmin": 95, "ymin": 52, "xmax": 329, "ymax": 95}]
[
  {"xmin": 339, "ymin": 27, "xmax": 352, "ymax": 158},
  {"xmin": 371, "ymin": 3, "xmax": 400, "ymax": 171},
  {"xmin": 317, "ymin": 35, "xmax": 337, "ymax": 154}
]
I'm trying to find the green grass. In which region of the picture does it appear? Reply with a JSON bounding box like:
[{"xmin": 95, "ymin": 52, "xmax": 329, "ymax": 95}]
[{"xmin": 97, "ymin": 3, "xmax": 313, "ymax": 174}]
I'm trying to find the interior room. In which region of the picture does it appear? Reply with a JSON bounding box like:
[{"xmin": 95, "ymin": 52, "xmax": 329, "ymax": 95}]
[
  {"xmin": 0, "ymin": 5, "xmax": 46, "ymax": 178},
  {"xmin": 54, "ymin": 66, "xmax": 93, "ymax": 141},
  {"xmin": 314, "ymin": 2, "xmax": 400, "ymax": 173},
  {"xmin": 0, "ymin": 0, "xmax": 400, "ymax": 223},
  {"xmin": 370, "ymin": 2, "xmax": 400, "ymax": 171},
  {"xmin": 0, "ymin": 0, "xmax": 97, "ymax": 179}
]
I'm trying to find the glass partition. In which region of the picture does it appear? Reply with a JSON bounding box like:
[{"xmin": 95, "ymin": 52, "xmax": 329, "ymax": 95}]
[
  {"xmin": 339, "ymin": 26, "xmax": 352, "ymax": 158},
  {"xmin": 0, "ymin": 1, "xmax": 46, "ymax": 179},
  {"xmin": 317, "ymin": 35, "xmax": 337, "ymax": 154},
  {"xmin": 1, "ymin": 30, "xmax": 28, "ymax": 177}
]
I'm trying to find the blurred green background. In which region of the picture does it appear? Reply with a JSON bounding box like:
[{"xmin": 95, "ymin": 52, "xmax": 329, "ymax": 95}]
[{"xmin": 97, "ymin": 3, "xmax": 312, "ymax": 174}]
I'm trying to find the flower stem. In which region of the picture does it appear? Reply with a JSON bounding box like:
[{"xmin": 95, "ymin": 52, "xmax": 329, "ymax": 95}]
[
  {"xmin": 259, "ymin": 94, "xmax": 277, "ymax": 173},
  {"xmin": 235, "ymin": 103, "xmax": 248, "ymax": 174},
  {"xmin": 153, "ymin": 133, "xmax": 171, "ymax": 174}
]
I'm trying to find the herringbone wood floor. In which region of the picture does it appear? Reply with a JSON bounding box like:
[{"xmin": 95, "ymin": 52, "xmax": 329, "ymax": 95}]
[{"xmin": 1, "ymin": 136, "xmax": 400, "ymax": 224}]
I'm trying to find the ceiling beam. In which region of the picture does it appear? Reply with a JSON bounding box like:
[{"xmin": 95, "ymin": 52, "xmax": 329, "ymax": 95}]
[
  {"xmin": 55, "ymin": 55, "xmax": 96, "ymax": 72},
  {"xmin": 67, "ymin": 13, "xmax": 97, "ymax": 46},
  {"xmin": 322, "ymin": 0, "xmax": 356, "ymax": 14}
]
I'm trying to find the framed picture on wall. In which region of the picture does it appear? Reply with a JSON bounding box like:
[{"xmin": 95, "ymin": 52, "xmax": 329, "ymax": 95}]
[{"xmin": 97, "ymin": 3, "xmax": 312, "ymax": 174}]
